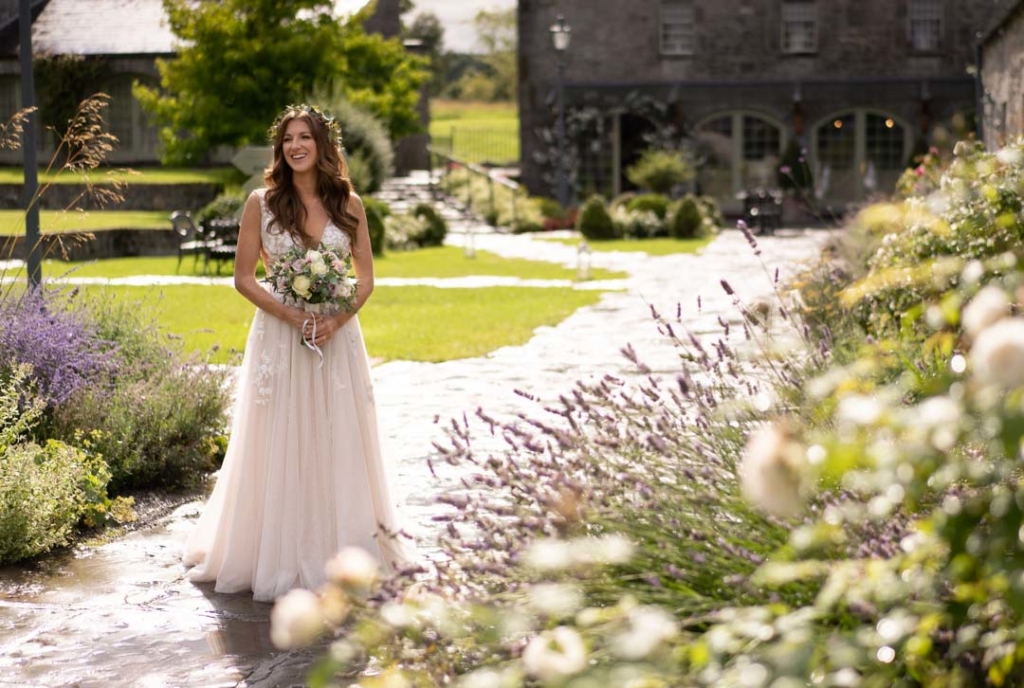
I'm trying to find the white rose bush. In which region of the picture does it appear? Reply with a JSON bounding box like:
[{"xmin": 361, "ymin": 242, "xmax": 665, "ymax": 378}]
[{"xmin": 287, "ymin": 139, "xmax": 1024, "ymax": 686}]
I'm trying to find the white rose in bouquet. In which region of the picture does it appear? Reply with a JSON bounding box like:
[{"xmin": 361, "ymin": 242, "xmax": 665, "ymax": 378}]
[
  {"xmin": 292, "ymin": 275, "xmax": 312, "ymax": 299},
  {"xmin": 310, "ymin": 259, "xmax": 328, "ymax": 276}
]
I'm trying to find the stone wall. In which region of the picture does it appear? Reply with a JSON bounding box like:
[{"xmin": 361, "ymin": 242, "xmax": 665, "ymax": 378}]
[
  {"xmin": 0, "ymin": 182, "xmax": 221, "ymax": 211},
  {"xmin": 8, "ymin": 228, "xmax": 180, "ymax": 262},
  {"xmin": 980, "ymin": 3, "xmax": 1024, "ymax": 148}
]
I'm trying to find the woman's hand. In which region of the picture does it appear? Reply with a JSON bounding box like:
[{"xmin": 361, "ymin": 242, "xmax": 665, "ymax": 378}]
[{"xmin": 300, "ymin": 312, "xmax": 352, "ymax": 348}]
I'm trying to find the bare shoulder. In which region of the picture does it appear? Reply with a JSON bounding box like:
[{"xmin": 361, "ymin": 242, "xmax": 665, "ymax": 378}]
[{"xmin": 347, "ymin": 191, "xmax": 365, "ymax": 213}]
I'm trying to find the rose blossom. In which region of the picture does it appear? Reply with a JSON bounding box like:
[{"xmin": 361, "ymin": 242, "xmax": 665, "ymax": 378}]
[
  {"xmin": 305, "ymin": 249, "xmax": 322, "ymax": 263},
  {"xmin": 292, "ymin": 275, "xmax": 312, "ymax": 298},
  {"xmin": 970, "ymin": 317, "xmax": 1024, "ymax": 388},
  {"xmin": 521, "ymin": 627, "xmax": 587, "ymax": 682},
  {"xmin": 270, "ymin": 589, "xmax": 325, "ymax": 650},
  {"xmin": 962, "ymin": 286, "xmax": 1010, "ymax": 338},
  {"xmin": 310, "ymin": 259, "xmax": 328, "ymax": 276},
  {"xmin": 739, "ymin": 423, "xmax": 807, "ymax": 518}
]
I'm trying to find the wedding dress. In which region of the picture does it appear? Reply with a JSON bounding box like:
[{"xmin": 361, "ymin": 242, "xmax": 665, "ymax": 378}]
[{"xmin": 183, "ymin": 189, "xmax": 408, "ymax": 602}]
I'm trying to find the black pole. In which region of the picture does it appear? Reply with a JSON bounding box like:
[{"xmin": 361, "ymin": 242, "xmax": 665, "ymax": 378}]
[
  {"xmin": 19, "ymin": 0, "xmax": 41, "ymax": 287},
  {"xmin": 555, "ymin": 56, "xmax": 568, "ymax": 209}
]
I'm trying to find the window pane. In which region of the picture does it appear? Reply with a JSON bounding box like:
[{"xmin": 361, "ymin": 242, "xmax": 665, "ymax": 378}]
[
  {"xmin": 817, "ymin": 114, "xmax": 855, "ymax": 170},
  {"xmin": 865, "ymin": 114, "xmax": 904, "ymax": 170},
  {"xmin": 742, "ymin": 116, "xmax": 781, "ymax": 161},
  {"xmin": 908, "ymin": 0, "xmax": 941, "ymax": 51},
  {"xmin": 697, "ymin": 116, "xmax": 733, "ymax": 199},
  {"xmin": 782, "ymin": 1, "xmax": 817, "ymax": 53},
  {"xmin": 661, "ymin": 0, "xmax": 695, "ymax": 55}
]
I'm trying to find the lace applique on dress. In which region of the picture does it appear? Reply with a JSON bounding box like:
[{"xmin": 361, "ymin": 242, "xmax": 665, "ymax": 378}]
[{"xmin": 253, "ymin": 343, "xmax": 288, "ymax": 405}]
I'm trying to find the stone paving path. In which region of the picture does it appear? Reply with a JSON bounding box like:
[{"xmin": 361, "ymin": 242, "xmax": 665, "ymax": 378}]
[{"xmin": 0, "ymin": 224, "xmax": 832, "ymax": 688}]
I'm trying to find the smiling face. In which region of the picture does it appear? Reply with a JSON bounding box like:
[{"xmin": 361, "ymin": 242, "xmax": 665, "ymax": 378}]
[{"xmin": 281, "ymin": 118, "xmax": 318, "ymax": 175}]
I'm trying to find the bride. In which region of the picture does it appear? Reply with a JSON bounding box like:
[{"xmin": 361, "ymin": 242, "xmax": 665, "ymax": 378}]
[{"xmin": 183, "ymin": 104, "xmax": 409, "ymax": 601}]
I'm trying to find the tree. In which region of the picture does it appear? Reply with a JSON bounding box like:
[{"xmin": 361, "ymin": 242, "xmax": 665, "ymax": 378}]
[
  {"xmin": 135, "ymin": 0, "xmax": 427, "ymax": 163},
  {"xmin": 467, "ymin": 8, "xmax": 516, "ymax": 102},
  {"xmin": 404, "ymin": 11, "xmax": 444, "ymax": 95},
  {"xmin": 334, "ymin": 17, "xmax": 429, "ymax": 141}
]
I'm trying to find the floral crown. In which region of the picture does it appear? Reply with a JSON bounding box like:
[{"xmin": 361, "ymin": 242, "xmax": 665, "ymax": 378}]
[{"xmin": 272, "ymin": 103, "xmax": 342, "ymax": 143}]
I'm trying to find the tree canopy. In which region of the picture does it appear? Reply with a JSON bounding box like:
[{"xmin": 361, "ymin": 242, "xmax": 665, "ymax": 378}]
[{"xmin": 135, "ymin": 0, "xmax": 427, "ymax": 163}]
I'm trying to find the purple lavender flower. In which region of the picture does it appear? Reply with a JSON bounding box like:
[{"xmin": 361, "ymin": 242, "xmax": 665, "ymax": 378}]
[{"xmin": 0, "ymin": 289, "xmax": 117, "ymax": 406}]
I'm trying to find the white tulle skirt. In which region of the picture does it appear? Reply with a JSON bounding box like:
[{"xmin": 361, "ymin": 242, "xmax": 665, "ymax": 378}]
[{"xmin": 183, "ymin": 299, "xmax": 409, "ymax": 602}]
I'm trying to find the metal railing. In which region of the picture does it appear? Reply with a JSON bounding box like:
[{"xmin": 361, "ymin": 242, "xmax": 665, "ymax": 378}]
[{"xmin": 427, "ymin": 145, "xmax": 519, "ymax": 229}]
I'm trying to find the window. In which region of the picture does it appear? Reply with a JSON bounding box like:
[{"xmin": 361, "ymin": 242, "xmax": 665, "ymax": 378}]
[
  {"xmin": 743, "ymin": 115, "xmax": 781, "ymax": 160},
  {"xmin": 660, "ymin": 0, "xmax": 695, "ymax": 55},
  {"xmin": 865, "ymin": 114, "xmax": 905, "ymax": 170},
  {"xmin": 908, "ymin": 0, "xmax": 942, "ymax": 52},
  {"xmin": 781, "ymin": 1, "xmax": 817, "ymax": 54},
  {"xmin": 817, "ymin": 114, "xmax": 855, "ymax": 169}
]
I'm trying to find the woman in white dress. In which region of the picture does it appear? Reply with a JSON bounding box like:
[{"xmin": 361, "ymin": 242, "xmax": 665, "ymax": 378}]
[{"xmin": 183, "ymin": 105, "xmax": 408, "ymax": 602}]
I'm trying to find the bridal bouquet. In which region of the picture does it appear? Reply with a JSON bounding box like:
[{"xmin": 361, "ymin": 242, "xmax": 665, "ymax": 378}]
[{"xmin": 268, "ymin": 246, "xmax": 358, "ymax": 313}]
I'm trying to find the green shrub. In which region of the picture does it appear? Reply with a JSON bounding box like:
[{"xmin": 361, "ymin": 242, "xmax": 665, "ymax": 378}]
[
  {"xmin": 626, "ymin": 149, "xmax": 695, "ymax": 194},
  {"xmin": 0, "ymin": 439, "xmax": 87, "ymax": 563},
  {"xmin": 626, "ymin": 193, "xmax": 671, "ymax": 219},
  {"xmin": 576, "ymin": 195, "xmax": 619, "ymax": 240},
  {"xmin": 363, "ymin": 196, "xmax": 391, "ymax": 257},
  {"xmin": 383, "ymin": 212, "xmax": 427, "ymax": 251},
  {"xmin": 668, "ymin": 194, "xmax": 704, "ymax": 238},
  {"xmin": 695, "ymin": 194, "xmax": 724, "ymax": 229},
  {"xmin": 411, "ymin": 203, "xmax": 448, "ymax": 247},
  {"xmin": 0, "ymin": 366, "xmax": 127, "ymax": 564},
  {"xmin": 535, "ymin": 196, "xmax": 565, "ymax": 220},
  {"xmin": 195, "ymin": 189, "xmax": 246, "ymax": 225},
  {"xmin": 312, "ymin": 88, "xmax": 395, "ymax": 194},
  {"xmin": 45, "ymin": 294, "xmax": 230, "ymax": 492}
]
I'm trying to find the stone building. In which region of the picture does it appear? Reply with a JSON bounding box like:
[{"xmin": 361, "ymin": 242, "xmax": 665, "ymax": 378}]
[
  {"xmin": 518, "ymin": 0, "xmax": 1000, "ymax": 211},
  {"xmin": 0, "ymin": 0, "xmax": 172, "ymax": 164},
  {"xmin": 978, "ymin": 0, "xmax": 1024, "ymax": 149},
  {"xmin": 0, "ymin": 0, "xmax": 419, "ymax": 167}
]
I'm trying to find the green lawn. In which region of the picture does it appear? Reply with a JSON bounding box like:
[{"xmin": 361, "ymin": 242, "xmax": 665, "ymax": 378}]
[
  {"xmin": 0, "ymin": 210, "xmax": 170, "ymax": 235},
  {"xmin": 74, "ymin": 284, "xmax": 604, "ymax": 364},
  {"xmin": 539, "ymin": 235, "xmax": 716, "ymax": 256},
  {"xmin": 0, "ymin": 166, "xmax": 244, "ymax": 186},
  {"xmin": 429, "ymin": 99, "xmax": 518, "ymax": 165},
  {"xmin": 44, "ymin": 246, "xmax": 627, "ymax": 281}
]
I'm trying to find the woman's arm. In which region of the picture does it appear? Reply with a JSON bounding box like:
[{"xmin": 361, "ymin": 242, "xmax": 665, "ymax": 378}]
[{"xmin": 234, "ymin": 192, "xmax": 308, "ymax": 332}]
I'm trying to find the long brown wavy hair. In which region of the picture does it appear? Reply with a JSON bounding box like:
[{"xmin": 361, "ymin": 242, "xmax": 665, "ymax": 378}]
[{"xmin": 264, "ymin": 105, "xmax": 359, "ymax": 247}]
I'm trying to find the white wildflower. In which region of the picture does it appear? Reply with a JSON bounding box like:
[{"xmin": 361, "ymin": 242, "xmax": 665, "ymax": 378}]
[
  {"xmin": 521, "ymin": 627, "xmax": 587, "ymax": 682},
  {"xmin": 572, "ymin": 533, "xmax": 635, "ymax": 566},
  {"xmin": 961, "ymin": 259, "xmax": 985, "ymax": 286},
  {"xmin": 836, "ymin": 394, "xmax": 884, "ymax": 426},
  {"xmin": 528, "ymin": 583, "xmax": 583, "ymax": 619},
  {"xmin": 612, "ymin": 606, "xmax": 679, "ymax": 660},
  {"xmin": 270, "ymin": 588, "xmax": 324, "ymax": 650},
  {"xmin": 996, "ymin": 146, "xmax": 1024, "ymax": 167},
  {"xmin": 962, "ymin": 286, "xmax": 1010, "ymax": 337},
  {"xmin": 380, "ymin": 601, "xmax": 415, "ymax": 628},
  {"xmin": 524, "ymin": 539, "xmax": 573, "ymax": 571},
  {"xmin": 324, "ymin": 546, "xmax": 379, "ymax": 589},
  {"xmin": 970, "ymin": 317, "xmax": 1024, "ymax": 388},
  {"xmin": 739, "ymin": 423, "xmax": 807, "ymax": 518}
]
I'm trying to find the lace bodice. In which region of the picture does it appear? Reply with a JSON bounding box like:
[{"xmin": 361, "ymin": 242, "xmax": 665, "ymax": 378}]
[{"xmin": 256, "ymin": 189, "xmax": 352, "ymax": 268}]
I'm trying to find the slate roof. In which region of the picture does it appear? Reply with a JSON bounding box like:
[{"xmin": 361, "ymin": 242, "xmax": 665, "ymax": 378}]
[
  {"xmin": 31, "ymin": 0, "xmax": 175, "ymax": 56},
  {"xmin": 981, "ymin": 0, "xmax": 1024, "ymax": 46}
]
